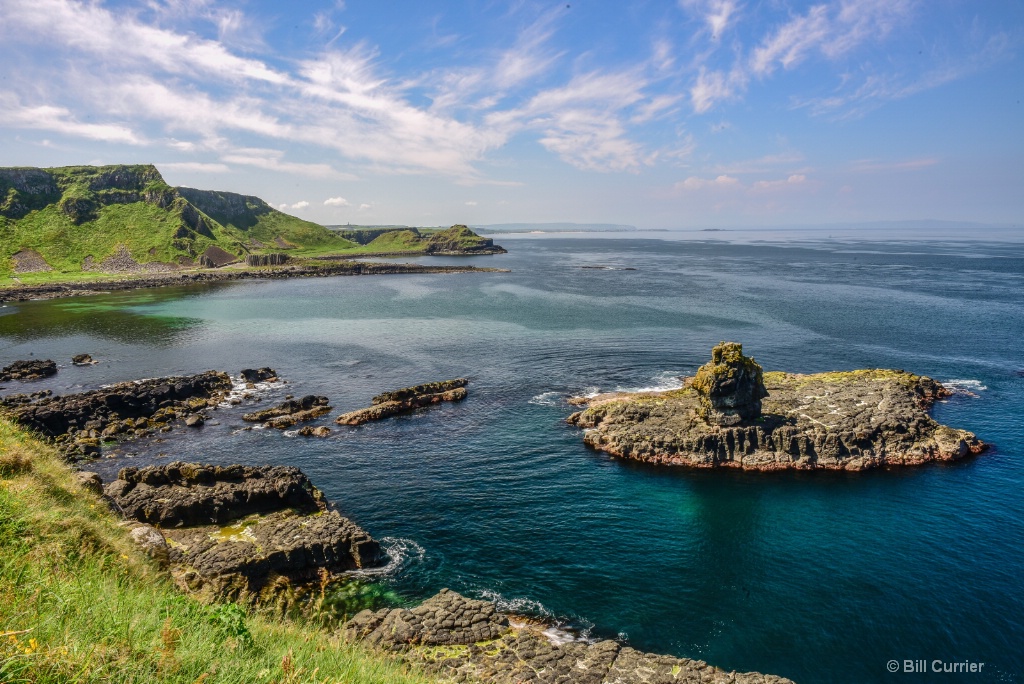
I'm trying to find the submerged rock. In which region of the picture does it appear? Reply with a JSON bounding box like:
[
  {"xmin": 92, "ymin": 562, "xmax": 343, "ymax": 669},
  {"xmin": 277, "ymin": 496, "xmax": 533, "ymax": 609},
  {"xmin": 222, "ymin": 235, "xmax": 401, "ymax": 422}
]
[
  {"xmin": 568, "ymin": 345, "xmax": 987, "ymax": 471},
  {"xmin": 0, "ymin": 359, "xmax": 57, "ymax": 381},
  {"xmin": 71, "ymin": 353, "xmax": 96, "ymax": 365},
  {"xmin": 344, "ymin": 589, "xmax": 794, "ymax": 684},
  {"xmin": 336, "ymin": 379, "xmax": 468, "ymax": 426}
]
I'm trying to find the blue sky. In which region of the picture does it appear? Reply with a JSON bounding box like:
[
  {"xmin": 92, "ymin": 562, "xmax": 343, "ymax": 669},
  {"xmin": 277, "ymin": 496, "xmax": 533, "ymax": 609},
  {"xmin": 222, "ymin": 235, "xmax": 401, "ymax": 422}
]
[{"xmin": 1, "ymin": 0, "xmax": 1021, "ymax": 229}]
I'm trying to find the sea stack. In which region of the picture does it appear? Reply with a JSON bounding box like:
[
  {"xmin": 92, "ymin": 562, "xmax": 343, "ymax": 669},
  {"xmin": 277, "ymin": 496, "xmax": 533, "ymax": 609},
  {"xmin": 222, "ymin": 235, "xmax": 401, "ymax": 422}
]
[{"xmin": 691, "ymin": 341, "xmax": 768, "ymax": 426}]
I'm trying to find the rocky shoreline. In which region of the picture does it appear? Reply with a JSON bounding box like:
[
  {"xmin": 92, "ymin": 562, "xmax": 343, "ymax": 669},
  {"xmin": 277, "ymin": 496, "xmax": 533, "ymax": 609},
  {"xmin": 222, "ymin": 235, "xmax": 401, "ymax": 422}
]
[
  {"xmin": 343, "ymin": 589, "xmax": 795, "ymax": 684},
  {"xmin": 0, "ymin": 260, "xmax": 509, "ymax": 303},
  {"xmin": 568, "ymin": 342, "xmax": 988, "ymax": 471},
  {"xmin": 0, "ymin": 364, "xmax": 798, "ymax": 681}
]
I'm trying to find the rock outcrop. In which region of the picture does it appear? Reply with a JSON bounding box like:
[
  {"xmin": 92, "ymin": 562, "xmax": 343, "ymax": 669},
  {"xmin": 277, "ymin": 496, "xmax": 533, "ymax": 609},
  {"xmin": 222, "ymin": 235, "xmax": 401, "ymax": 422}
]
[
  {"xmin": 243, "ymin": 395, "xmax": 331, "ymax": 429},
  {"xmin": 691, "ymin": 342, "xmax": 768, "ymax": 425},
  {"xmin": 568, "ymin": 345, "xmax": 987, "ymax": 471},
  {"xmin": 0, "ymin": 359, "xmax": 58, "ymax": 381},
  {"xmin": 239, "ymin": 367, "xmax": 278, "ymax": 384},
  {"xmin": 344, "ymin": 589, "xmax": 794, "ymax": 684},
  {"xmin": 71, "ymin": 353, "xmax": 96, "ymax": 365},
  {"xmin": 336, "ymin": 379, "xmax": 468, "ymax": 426},
  {"xmin": 105, "ymin": 462, "xmax": 383, "ymax": 601},
  {"xmin": 0, "ymin": 370, "xmax": 232, "ymax": 459}
]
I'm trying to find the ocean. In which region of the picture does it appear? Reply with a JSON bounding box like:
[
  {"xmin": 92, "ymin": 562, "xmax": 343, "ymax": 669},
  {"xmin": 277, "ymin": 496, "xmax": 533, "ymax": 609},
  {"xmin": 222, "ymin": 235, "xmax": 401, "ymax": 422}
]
[{"xmin": 2, "ymin": 231, "xmax": 1022, "ymax": 683}]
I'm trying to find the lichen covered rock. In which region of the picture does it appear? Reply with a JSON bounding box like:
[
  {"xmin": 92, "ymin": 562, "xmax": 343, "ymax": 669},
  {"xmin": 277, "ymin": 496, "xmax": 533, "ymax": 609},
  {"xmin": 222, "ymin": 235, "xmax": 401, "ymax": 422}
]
[
  {"xmin": 690, "ymin": 342, "xmax": 768, "ymax": 426},
  {"xmin": 104, "ymin": 462, "xmax": 383, "ymax": 602}
]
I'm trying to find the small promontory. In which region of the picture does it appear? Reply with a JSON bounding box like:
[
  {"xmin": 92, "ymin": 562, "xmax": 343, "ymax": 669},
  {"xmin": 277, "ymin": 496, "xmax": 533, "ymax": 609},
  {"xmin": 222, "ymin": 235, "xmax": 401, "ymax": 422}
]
[{"xmin": 568, "ymin": 342, "xmax": 987, "ymax": 471}]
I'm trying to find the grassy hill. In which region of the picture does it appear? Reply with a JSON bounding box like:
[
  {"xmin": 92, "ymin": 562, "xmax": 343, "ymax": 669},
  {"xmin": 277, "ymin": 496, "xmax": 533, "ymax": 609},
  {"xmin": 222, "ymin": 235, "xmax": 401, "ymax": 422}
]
[{"xmin": 0, "ymin": 165, "xmax": 357, "ymax": 279}]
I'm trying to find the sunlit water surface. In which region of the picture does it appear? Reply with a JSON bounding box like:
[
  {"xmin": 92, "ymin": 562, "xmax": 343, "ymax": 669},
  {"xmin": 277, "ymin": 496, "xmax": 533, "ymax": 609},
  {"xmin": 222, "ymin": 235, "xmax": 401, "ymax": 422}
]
[{"xmin": 2, "ymin": 234, "xmax": 1022, "ymax": 683}]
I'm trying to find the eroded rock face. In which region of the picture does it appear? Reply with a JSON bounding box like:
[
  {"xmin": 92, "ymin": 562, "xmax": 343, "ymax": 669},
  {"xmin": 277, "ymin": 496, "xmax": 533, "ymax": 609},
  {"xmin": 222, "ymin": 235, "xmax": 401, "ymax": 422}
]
[
  {"xmin": 691, "ymin": 342, "xmax": 768, "ymax": 426},
  {"xmin": 344, "ymin": 589, "xmax": 794, "ymax": 684},
  {"xmin": 104, "ymin": 462, "xmax": 383, "ymax": 602},
  {"xmin": 336, "ymin": 379, "xmax": 468, "ymax": 426},
  {"xmin": 0, "ymin": 359, "xmax": 58, "ymax": 381}
]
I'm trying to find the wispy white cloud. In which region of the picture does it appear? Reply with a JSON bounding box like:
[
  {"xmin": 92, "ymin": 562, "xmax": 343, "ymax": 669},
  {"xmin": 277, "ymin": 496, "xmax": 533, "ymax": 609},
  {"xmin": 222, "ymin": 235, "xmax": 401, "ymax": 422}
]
[
  {"xmin": 0, "ymin": 95, "xmax": 142, "ymax": 144},
  {"xmin": 686, "ymin": 0, "xmax": 923, "ymax": 114},
  {"xmin": 290, "ymin": 201, "xmax": 310, "ymax": 210},
  {"xmin": 220, "ymin": 148, "xmax": 351, "ymax": 179},
  {"xmin": 159, "ymin": 162, "xmax": 230, "ymax": 173},
  {"xmin": 324, "ymin": 196, "xmax": 351, "ymax": 206},
  {"xmin": 675, "ymin": 174, "xmax": 740, "ymax": 191},
  {"xmin": 712, "ymin": 152, "xmax": 805, "ymax": 174},
  {"xmin": 679, "ymin": 0, "xmax": 740, "ymax": 39},
  {"xmin": 676, "ymin": 173, "xmax": 811, "ymax": 192},
  {"xmin": 751, "ymin": 173, "xmax": 807, "ymax": 190},
  {"xmin": 690, "ymin": 67, "xmax": 746, "ymax": 113},
  {"xmin": 849, "ymin": 158, "xmax": 939, "ymax": 172}
]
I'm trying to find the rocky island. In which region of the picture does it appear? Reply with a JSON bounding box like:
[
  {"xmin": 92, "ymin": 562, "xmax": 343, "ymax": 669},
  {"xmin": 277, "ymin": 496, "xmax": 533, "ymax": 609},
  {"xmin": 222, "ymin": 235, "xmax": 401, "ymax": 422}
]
[{"xmin": 568, "ymin": 342, "xmax": 987, "ymax": 471}]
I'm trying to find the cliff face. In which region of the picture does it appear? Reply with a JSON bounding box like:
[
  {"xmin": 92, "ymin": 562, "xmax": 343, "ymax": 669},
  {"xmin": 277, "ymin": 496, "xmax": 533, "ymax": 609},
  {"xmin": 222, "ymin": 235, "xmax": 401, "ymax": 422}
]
[{"xmin": 176, "ymin": 187, "xmax": 274, "ymax": 230}]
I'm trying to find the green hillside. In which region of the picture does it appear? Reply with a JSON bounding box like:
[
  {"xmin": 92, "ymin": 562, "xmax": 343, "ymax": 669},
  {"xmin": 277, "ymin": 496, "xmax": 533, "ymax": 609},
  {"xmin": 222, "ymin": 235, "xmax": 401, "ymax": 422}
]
[
  {"xmin": 0, "ymin": 165, "xmax": 356, "ymax": 278},
  {"xmin": 0, "ymin": 165, "xmax": 503, "ymax": 282}
]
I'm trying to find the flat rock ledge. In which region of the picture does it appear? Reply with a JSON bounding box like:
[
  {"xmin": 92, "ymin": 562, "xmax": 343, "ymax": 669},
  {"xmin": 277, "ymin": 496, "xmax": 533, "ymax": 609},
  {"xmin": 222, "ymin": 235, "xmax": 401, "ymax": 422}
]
[
  {"xmin": 0, "ymin": 370, "xmax": 232, "ymax": 459},
  {"xmin": 104, "ymin": 462, "xmax": 382, "ymax": 602},
  {"xmin": 243, "ymin": 394, "xmax": 331, "ymax": 429},
  {"xmin": 336, "ymin": 378, "xmax": 468, "ymax": 426},
  {"xmin": 568, "ymin": 369, "xmax": 987, "ymax": 471},
  {"xmin": 344, "ymin": 589, "xmax": 794, "ymax": 684},
  {"xmin": 0, "ymin": 358, "xmax": 58, "ymax": 381}
]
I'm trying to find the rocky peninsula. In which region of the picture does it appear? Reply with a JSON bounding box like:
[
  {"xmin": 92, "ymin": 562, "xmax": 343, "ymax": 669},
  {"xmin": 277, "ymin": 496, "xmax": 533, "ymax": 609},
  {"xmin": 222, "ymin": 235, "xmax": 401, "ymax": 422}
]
[{"xmin": 568, "ymin": 342, "xmax": 987, "ymax": 471}]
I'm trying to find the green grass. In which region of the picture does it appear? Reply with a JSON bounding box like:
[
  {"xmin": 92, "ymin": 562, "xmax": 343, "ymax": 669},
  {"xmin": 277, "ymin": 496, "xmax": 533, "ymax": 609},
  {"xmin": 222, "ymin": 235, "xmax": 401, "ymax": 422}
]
[{"xmin": 0, "ymin": 418, "xmax": 434, "ymax": 684}]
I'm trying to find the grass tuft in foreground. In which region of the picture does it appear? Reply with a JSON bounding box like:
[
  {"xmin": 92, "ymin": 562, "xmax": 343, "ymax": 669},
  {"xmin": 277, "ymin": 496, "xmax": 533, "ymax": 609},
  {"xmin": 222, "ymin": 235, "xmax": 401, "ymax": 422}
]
[{"xmin": 0, "ymin": 418, "xmax": 432, "ymax": 684}]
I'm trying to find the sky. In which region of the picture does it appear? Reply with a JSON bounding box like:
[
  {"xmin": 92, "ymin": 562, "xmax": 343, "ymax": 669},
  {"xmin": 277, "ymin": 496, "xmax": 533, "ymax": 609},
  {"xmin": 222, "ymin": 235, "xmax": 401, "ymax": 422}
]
[{"xmin": 0, "ymin": 0, "xmax": 1022, "ymax": 230}]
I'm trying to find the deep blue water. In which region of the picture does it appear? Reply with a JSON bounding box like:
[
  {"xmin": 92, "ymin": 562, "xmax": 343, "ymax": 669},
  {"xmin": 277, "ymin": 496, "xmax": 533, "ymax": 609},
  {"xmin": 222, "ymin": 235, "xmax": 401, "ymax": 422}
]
[{"xmin": 2, "ymin": 234, "xmax": 1022, "ymax": 683}]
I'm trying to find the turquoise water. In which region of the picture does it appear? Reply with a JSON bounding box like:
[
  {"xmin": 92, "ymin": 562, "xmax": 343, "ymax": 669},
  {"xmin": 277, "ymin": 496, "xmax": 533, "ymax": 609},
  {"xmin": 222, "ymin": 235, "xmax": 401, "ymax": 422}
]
[{"xmin": 2, "ymin": 235, "xmax": 1022, "ymax": 683}]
